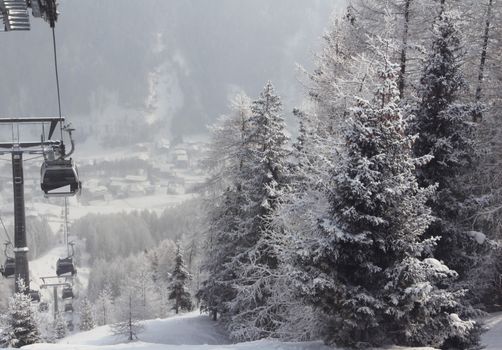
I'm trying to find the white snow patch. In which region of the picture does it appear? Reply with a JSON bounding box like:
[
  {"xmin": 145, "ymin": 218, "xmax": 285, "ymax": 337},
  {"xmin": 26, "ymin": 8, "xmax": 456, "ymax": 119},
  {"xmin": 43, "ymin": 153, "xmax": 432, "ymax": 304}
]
[
  {"xmin": 423, "ymin": 258, "xmax": 450, "ymax": 272},
  {"xmin": 467, "ymin": 231, "xmax": 486, "ymax": 245}
]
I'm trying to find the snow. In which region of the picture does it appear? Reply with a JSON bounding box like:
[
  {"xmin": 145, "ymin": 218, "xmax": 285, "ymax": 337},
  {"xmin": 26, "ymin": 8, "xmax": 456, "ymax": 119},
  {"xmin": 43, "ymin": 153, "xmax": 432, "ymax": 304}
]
[
  {"xmin": 467, "ymin": 231, "xmax": 486, "ymax": 245},
  {"xmin": 480, "ymin": 312, "xmax": 502, "ymax": 350},
  {"xmin": 9, "ymin": 309, "xmax": 502, "ymax": 349},
  {"xmin": 23, "ymin": 312, "xmax": 333, "ymax": 350}
]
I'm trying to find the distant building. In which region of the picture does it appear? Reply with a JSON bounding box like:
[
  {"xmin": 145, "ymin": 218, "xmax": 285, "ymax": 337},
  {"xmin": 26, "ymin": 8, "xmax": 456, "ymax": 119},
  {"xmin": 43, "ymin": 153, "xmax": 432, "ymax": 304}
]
[{"xmin": 173, "ymin": 149, "xmax": 189, "ymax": 169}]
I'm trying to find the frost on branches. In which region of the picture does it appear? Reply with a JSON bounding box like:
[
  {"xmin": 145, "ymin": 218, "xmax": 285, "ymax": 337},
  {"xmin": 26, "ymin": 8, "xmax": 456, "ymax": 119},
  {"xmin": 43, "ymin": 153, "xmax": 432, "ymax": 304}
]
[
  {"xmin": 200, "ymin": 82, "xmax": 290, "ymax": 342},
  {"xmin": 226, "ymin": 82, "xmax": 290, "ymax": 342},
  {"xmin": 168, "ymin": 243, "xmax": 193, "ymax": 314},
  {"xmin": 111, "ymin": 286, "xmax": 144, "ymax": 341},
  {"xmin": 79, "ymin": 297, "xmax": 95, "ymax": 331},
  {"xmin": 53, "ymin": 312, "xmax": 67, "ymax": 340},
  {"xmin": 0, "ymin": 279, "xmax": 40, "ymax": 348},
  {"xmin": 289, "ymin": 40, "xmax": 478, "ymax": 349},
  {"xmin": 413, "ymin": 9, "xmax": 486, "ymax": 282},
  {"xmin": 199, "ymin": 95, "xmax": 251, "ymax": 322}
]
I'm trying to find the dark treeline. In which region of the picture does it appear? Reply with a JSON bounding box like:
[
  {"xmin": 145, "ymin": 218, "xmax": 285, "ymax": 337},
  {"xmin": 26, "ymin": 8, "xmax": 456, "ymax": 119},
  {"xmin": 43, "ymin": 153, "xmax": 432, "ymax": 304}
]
[{"xmin": 72, "ymin": 199, "xmax": 203, "ymax": 261}]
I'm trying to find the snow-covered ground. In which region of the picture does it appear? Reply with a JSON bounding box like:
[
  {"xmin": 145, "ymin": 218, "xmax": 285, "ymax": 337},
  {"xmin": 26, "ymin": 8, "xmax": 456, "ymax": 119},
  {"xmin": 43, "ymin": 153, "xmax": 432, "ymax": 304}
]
[
  {"xmin": 17, "ymin": 311, "xmax": 502, "ymax": 350},
  {"xmin": 12, "ymin": 310, "xmax": 474, "ymax": 350},
  {"xmin": 22, "ymin": 312, "xmax": 333, "ymax": 350}
]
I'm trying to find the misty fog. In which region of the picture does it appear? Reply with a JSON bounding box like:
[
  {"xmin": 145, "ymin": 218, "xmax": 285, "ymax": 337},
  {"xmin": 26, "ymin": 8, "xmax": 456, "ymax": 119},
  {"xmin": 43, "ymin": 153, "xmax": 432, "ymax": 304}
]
[{"xmin": 0, "ymin": 0, "xmax": 343, "ymax": 146}]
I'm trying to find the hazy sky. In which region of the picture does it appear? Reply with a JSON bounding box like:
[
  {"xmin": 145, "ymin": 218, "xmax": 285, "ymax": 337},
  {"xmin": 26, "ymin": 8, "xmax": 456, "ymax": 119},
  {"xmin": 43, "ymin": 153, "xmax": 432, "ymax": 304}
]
[{"xmin": 0, "ymin": 0, "xmax": 346, "ymax": 145}]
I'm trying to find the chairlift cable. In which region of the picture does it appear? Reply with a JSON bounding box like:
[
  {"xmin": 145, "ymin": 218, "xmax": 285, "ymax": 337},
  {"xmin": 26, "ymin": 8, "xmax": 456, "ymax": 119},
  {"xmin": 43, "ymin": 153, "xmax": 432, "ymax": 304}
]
[
  {"xmin": 0, "ymin": 215, "xmax": 12, "ymax": 246},
  {"xmin": 51, "ymin": 27, "xmax": 64, "ymax": 142},
  {"xmin": 64, "ymin": 197, "xmax": 69, "ymax": 256}
]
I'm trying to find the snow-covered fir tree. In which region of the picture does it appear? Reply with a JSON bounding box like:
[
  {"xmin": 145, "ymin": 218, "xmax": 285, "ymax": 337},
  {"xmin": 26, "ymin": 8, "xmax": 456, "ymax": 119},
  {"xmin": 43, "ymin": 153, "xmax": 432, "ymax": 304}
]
[
  {"xmin": 412, "ymin": 6, "xmax": 485, "ymax": 281},
  {"xmin": 0, "ymin": 279, "xmax": 40, "ymax": 348},
  {"xmin": 225, "ymin": 81, "xmax": 290, "ymax": 341},
  {"xmin": 285, "ymin": 38, "xmax": 479, "ymax": 348},
  {"xmin": 199, "ymin": 95, "xmax": 252, "ymax": 322},
  {"xmin": 199, "ymin": 187, "xmax": 244, "ymax": 321},
  {"xmin": 53, "ymin": 312, "xmax": 67, "ymax": 340},
  {"xmin": 79, "ymin": 297, "xmax": 95, "ymax": 331},
  {"xmin": 168, "ymin": 243, "xmax": 193, "ymax": 314},
  {"xmin": 268, "ymin": 108, "xmax": 335, "ymax": 341}
]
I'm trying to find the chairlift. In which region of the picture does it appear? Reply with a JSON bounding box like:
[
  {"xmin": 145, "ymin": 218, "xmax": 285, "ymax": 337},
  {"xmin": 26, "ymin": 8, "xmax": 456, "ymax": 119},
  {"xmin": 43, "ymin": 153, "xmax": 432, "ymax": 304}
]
[
  {"xmin": 29, "ymin": 289, "xmax": 41, "ymax": 303},
  {"xmin": 62, "ymin": 285, "xmax": 73, "ymax": 299},
  {"xmin": 40, "ymin": 158, "xmax": 81, "ymax": 197},
  {"xmin": 67, "ymin": 320, "xmax": 74, "ymax": 331},
  {"xmin": 1, "ymin": 256, "xmax": 15, "ymax": 278},
  {"xmin": 64, "ymin": 303, "xmax": 73, "ymax": 312},
  {"xmin": 56, "ymin": 256, "xmax": 76, "ymax": 276},
  {"xmin": 0, "ymin": 239, "xmax": 15, "ymax": 278}
]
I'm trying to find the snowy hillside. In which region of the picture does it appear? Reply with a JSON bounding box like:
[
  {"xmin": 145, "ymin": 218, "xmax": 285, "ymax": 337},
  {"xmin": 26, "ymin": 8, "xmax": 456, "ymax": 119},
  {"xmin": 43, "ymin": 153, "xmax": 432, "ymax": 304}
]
[
  {"xmin": 7, "ymin": 309, "xmax": 502, "ymax": 350},
  {"xmin": 19, "ymin": 312, "xmax": 443, "ymax": 350}
]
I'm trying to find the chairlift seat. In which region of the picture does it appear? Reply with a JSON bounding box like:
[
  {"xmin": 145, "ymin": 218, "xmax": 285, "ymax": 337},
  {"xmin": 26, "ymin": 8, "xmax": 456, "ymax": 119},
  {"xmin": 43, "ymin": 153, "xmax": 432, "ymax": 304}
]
[
  {"xmin": 64, "ymin": 303, "xmax": 73, "ymax": 312},
  {"xmin": 1, "ymin": 257, "xmax": 15, "ymax": 278},
  {"xmin": 40, "ymin": 158, "xmax": 81, "ymax": 197},
  {"xmin": 29, "ymin": 289, "xmax": 41, "ymax": 302},
  {"xmin": 56, "ymin": 256, "xmax": 76, "ymax": 276},
  {"xmin": 62, "ymin": 286, "xmax": 73, "ymax": 299}
]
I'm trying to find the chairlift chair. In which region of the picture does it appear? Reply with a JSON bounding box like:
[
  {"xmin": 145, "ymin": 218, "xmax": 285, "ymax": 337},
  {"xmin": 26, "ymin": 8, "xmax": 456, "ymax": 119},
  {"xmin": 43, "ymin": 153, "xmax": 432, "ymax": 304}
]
[
  {"xmin": 64, "ymin": 303, "xmax": 73, "ymax": 312},
  {"xmin": 1, "ymin": 257, "xmax": 15, "ymax": 278},
  {"xmin": 62, "ymin": 285, "xmax": 73, "ymax": 299},
  {"xmin": 40, "ymin": 158, "xmax": 81, "ymax": 197},
  {"xmin": 29, "ymin": 289, "xmax": 41, "ymax": 303},
  {"xmin": 56, "ymin": 256, "xmax": 76, "ymax": 276},
  {"xmin": 67, "ymin": 320, "xmax": 74, "ymax": 331}
]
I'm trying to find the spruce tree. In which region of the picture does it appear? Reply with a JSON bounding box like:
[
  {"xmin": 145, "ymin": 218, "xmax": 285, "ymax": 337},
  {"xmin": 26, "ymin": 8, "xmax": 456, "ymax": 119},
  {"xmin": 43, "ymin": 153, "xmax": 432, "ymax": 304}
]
[
  {"xmin": 0, "ymin": 279, "xmax": 40, "ymax": 348},
  {"xmin": 226, "ymin": 82, "xmax": 290, "ymax": 341},
  {"xmin": 79, "ymin": 297, "xmax": 95, "ymax": 331},
  {"xmin": 413, "ymin": 8, "xmax": 483, "ymax": 279},
  {"xmin": 53, "ymin": 312, "xmax": 67, "ymax": 339},
  {"xmin": 199, "ymin": 188, "xmax": 243, "ymax": 321},
  {"xmin": 290, "ymin": 39, "xmax": 478, "ymax": 348},
  {"xmin": 168, "ymin": 244, "xmax": 193, "ymax": 314}
]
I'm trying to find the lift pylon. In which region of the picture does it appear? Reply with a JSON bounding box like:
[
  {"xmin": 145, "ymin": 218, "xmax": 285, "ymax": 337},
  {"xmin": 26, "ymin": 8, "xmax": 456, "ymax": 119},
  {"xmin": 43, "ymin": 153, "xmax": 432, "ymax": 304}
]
[{"xmin": 0, "ymin": 117, "xmax": 65, "ymax": 292}]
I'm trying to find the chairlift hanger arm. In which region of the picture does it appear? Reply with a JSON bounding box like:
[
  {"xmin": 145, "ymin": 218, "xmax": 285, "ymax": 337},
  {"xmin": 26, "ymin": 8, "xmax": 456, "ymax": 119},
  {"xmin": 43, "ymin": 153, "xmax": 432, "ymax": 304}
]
[
  {"xmin": 0, "ymin": 140, "xmax": 61, "ymax": 149},
  {"xmin": 0, "ymin": 116, "xmax": 64, "ymax": 139},
  {"xmin": 0, "ymin": 0, "xmax": 58, "ymax": 32}
]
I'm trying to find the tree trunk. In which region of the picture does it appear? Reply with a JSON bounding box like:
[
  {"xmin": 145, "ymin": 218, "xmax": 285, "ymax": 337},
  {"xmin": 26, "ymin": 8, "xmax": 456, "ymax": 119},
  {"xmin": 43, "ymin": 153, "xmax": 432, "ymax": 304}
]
[
  {"xmin": 474, "ymin": 0, "xmax": 493, "ymax": 122},
  {"xmin": 398, "ymin": 0, "xmax": 412, "ymax": 99},
  {"xmin": 128, "ymin": 295, "xmax": 133, "ymax": 341}
]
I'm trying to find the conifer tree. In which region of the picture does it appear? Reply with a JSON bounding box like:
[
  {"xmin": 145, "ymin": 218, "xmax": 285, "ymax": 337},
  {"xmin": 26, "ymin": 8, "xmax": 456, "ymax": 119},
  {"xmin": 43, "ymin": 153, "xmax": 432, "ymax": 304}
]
[
  {"xmin": 0, "ymin": 279, "xmax": 40, "ymax": 348},
  {"xmin": 199, "ymin": 94, "xmax": 252, "ymax": 322},
  {"xmin": 226, "ymin": 81, "xmax": 290, "ymax": 341},
  {"xmin": 168, "ymin": 244, "xmax": 193, "ymax": 314},
  {"xmin": 53, "ymin": 312, "xmax": 67, "ymax": 340},
  {"xmin": 288, "ymin": 38, "xmax": 479, "ymax": 349},
  {"xmin": 79, "ymin": 297, "xmax": 95, "ymax": 331},
  {"xmin": 413, "ymin": 7, "xmax": 483, "ymax": 278}
]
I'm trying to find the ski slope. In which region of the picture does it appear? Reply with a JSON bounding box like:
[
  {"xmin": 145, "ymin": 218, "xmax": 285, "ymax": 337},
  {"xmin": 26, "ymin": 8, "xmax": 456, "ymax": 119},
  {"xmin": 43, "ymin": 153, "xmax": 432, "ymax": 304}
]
[
  {"xmin": 9, "ymin": 309, "xmax": 502, "ymax": 349},
  {"xmin": 15, "ymin": 311, "xmax": 444, "ymax": 350}
]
